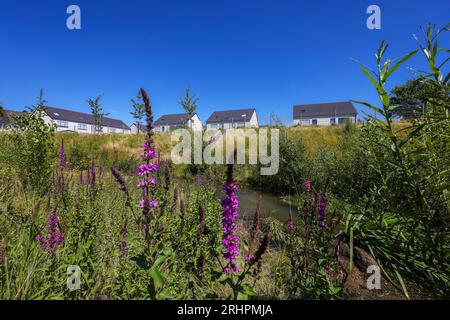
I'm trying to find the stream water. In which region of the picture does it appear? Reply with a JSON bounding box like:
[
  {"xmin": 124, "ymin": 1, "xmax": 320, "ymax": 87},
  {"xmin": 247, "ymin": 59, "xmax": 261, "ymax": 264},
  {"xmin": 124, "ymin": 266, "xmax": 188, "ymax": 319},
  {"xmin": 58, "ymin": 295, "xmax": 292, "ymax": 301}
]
[{"xmin": 236, "ymin": 188, "xmax": 292, "ymax": 222}]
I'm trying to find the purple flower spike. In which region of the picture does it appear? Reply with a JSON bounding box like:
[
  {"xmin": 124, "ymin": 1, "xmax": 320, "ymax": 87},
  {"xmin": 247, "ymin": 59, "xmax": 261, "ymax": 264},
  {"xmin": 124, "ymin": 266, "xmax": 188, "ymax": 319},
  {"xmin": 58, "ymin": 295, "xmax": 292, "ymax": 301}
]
[
  {"xmin": 221, "ymin": 164, "xmax": 240, "ymax": 274},
  {"xmin": 304, "ymin": 179, "xmax": 311, "ymax": 193},
  {"xmin": 59, "ymin": 140, "xmax": 66, "ymax": 169},
  {"xmin": 317, "ymin": 193, "xmax": 328, "ymax": 230},
  {"xmin": 287, "ymin": 218, "xmax": 294, "ymax": 232},
  {"xmin": 36, "ymin": 212, "xmax": 65, "ymax": 256}
]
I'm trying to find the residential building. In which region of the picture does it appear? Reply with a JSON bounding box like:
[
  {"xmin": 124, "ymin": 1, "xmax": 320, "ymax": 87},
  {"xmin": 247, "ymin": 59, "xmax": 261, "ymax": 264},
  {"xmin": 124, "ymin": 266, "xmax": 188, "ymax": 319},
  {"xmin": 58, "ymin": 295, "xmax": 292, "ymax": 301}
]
[
  {"xmin": 206, "ymin": 108, "xmax": 258, "ymax": 129},
  {"xmin": 42, "ymin": 106, "xmax": 131, "ymax": 134},
  {"xmin": 154, "ymin": 113, "xmax": 202, "ymax": 132},
  {"xmin": 130, "ymin": 122, "xmax": 145, "ymax": 134},
  {"xmin": 293, "ymin": 101, "xmax": 358, "ymax": 126}
]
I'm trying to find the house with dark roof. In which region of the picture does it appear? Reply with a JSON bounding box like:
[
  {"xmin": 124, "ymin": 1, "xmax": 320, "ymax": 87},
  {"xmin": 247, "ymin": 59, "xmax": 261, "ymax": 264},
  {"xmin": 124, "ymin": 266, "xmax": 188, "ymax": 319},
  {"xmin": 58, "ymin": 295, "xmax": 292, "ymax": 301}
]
[
  {"xmin": 0, "ymin": 109, "xmax": 24, "ymax": 130},
  {"xmin": 293, "ymin": 101, "xmax": 358, "ymax": 126},
  {"xmin": 206, "ymin": 108, "xmax": 258, "ymax": 129},
  {"xmin": 42, "ymin": 106, "xmax": 131, "ymax": 134},
  {"xmin": 152, "ymin": 113, "xmax": 202, "ymax": 132}
]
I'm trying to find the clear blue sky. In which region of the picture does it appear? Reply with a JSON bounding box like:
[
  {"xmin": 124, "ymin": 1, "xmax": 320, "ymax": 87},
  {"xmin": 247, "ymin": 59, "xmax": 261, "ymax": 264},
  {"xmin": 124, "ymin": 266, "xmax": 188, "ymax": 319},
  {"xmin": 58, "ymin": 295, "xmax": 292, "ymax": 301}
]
[{"xmin": 1, "ymin": 0, "xmax": 449, "ymax": 125}]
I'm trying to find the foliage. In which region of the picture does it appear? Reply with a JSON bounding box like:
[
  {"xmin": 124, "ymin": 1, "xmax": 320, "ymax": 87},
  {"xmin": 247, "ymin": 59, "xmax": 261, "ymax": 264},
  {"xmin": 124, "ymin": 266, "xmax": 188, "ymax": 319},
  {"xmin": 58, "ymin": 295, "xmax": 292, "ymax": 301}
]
[
  {"xmin": 273, "ymin": 183, "xmax": 343, "ymax": 299},
  {"xmin": 347, "ymin": 24, "xmax": 450, "ymax": 298},
  {"xmin": 8, "ymin": 89, "xmax": 56, "ymax": 193},
  {"xmin": 130, "ymin": 91, "xmax": 145, "ymax": 134},
  {"xmin": 391, "ymin": 78, "xmax": 448, "ymax": 119},
  {"xmin": 179, "ymin": 86, "xmax": 199, "ymax": 116},
  {"xmin": 87, "ymin": 95, "xmax": 109, "ymax": 133}
]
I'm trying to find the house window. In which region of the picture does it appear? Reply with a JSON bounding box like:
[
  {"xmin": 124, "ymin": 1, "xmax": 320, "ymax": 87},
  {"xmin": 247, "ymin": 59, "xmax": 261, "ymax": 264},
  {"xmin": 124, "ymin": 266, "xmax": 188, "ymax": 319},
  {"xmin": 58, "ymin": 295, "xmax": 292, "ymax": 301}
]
[
  {"xmin": 330, "ymin": 118, "xmax": 336, "ymax": 125},
  {"xmin": 312, "ymin": 119, "xmax": 318, "ymax": 126},
  {"xmin": 109, "ymin": 128, "xmax": 116, "ymax": 133},
  {"xmin": 57, "ymin": 120, "xmax": 68, "ymax": 128},
  {"xmin": 78, "ymin": 123, "xmax": 87, "ymax": 130},
  {"xmin": 338, "ymin": 118, "xmax": 346, "ymax": 124}
]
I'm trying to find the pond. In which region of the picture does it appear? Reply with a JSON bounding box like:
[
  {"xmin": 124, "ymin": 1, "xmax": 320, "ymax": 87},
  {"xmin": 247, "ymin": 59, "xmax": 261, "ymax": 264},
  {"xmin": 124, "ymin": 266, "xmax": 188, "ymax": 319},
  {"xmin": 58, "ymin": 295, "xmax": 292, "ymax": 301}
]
[{"xmin": 236, "ymin": 188, "xmax": 293, "ymax": 222}]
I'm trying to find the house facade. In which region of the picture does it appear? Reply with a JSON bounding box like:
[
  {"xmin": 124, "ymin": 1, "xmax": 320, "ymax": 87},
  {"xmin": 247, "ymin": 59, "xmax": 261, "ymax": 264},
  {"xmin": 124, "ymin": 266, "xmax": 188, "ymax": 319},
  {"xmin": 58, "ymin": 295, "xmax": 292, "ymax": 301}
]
[
  {"xmin": 154, "ymin": 113, "xmax": 202, "ymax": 132},
  {"xmin": 206, "ymin": 109, "xmax": 258, "ymax": 130},
  {"xmin": 130, "ymin": 123, "xmax": 145, "ymax": 134},
  {"xmin": 42, "ymin": 106, "xmax": 131, "ymax": 134},
  {"xmin": 293, "ymin": 102, "xmax": 358, "ymax": 126}
]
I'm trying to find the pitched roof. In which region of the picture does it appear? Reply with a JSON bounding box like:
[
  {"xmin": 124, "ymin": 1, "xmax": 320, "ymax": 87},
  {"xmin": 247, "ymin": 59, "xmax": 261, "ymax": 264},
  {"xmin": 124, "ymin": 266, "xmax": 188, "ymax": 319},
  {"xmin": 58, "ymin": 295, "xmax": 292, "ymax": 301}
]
[
  {"xmin": 293, "ymin": 102, "xmax": 357, "ymax": 119},
  {"xmin": 44, "ymin": 106, "xmax": 130, "ymax": 130},
  {"xmin": 206, "ymin": 109, "xmax": 255, "ymax": 123},
  {"xmin": 0, "ymin": 109, "xmax": 24, "ymax": 127},
  {"xmin": 154, "ymin": 113, "xmax": 194, "ymax": 126}
]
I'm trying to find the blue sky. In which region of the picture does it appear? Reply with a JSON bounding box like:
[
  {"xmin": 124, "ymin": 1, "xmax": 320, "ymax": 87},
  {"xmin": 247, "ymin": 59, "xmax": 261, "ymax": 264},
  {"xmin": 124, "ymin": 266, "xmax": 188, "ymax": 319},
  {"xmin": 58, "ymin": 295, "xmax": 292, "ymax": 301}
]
[{"xmin": 0, "ymin": 0, "xmax": 449, "ymax": 125}]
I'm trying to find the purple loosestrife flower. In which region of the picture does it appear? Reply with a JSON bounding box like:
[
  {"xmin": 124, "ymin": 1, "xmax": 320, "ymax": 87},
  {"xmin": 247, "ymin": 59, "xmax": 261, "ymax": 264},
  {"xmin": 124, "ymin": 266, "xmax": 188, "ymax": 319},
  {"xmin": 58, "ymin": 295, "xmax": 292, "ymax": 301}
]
[
  {"xmin": 35, "ymin": 212, "xmax": 65, "ymax": 256},
  {"xmin": 137, "ymin": 163, "xmax": 157, "ymax": 176},
  {"xmin": 180, "ymin": 196, "xmax": 186, "ymax": 223},
  {"xmin": 304, "ymin": 178, "xmax": 311, "ymax": 193},
  {"xmin": 120, "ymin": 221, "xmax": 128, "ymax": 256},
  {"xmin": 138, "ymin": 179, "xmax": 156, "ymax": 188},
  {"xmin": 197, "ymin": 251, "xmax": 205, "ymax": 273},
  {"xmin": 221, "ymin": 164, "xmax": 240, "ymax": 274},
  {"xmin": 324, "ymin": 267, "xmax": 333, "ymax": 279},
  {"xmin": 138, "ymin": 88, "xmax": 158, "ymax": 220},
  {"xmin": 163, "ymin": 163, "xmax": 171, "ymax": 193},
  {"xmin": 196, "ymin": 205, "xmax": 206, "ymax": 243},
  {"xmin": 287, "ymin": 218, "xmax": 295, "ymax": 232},
  {"xmin": 317, "ymin": 193, "xmax": 328, "ymax": 230},
  {"xmin": 91, "ymin": 161, "xmax": 96, "ymax": 184},
  {"xmin": 86, "ymin": 169, "xmax": 91, "ymax": 185},
  {"xmin": 111, "ymin": 167, "xmax": 131, "ymax": 208},
  {"xmin": 172, "ymin": 186, "xmax": 178, "ymax": 214},
  {"xmin": 247, "ymin": 233, "xmax": 271, "ymax": 266},
  {"xmin": 59, "ymin": 140, "xmax": 66, "ymax": 169},
  {"xmin": 79, "ymin": 172, "xmax": 83, "ymax": 185},
  {"xmin": 139, "ymin": 199, "xmax": 158, "ymax": 208}
]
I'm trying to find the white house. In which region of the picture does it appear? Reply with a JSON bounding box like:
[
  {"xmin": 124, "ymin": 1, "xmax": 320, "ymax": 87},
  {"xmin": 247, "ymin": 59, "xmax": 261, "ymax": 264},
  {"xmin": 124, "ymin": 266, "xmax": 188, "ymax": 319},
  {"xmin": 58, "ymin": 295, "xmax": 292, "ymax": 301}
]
[
  {"xmin": 293, "ymin": 102, "xmax": 358, "ymax": 126},
  {"xmin": 130, "ymin": 123, "xmax": 145, "ymax": 134},
  {"xmin": 42, "ymin": 106, "xmax": 131, "ymax": 134},
  {"xmin": 206, "ymin": 108, "xmax": 258, "ymax": 130},
  {"xmin": 153, "ymin": 113, "xmax": 202, "ymax": 132}
]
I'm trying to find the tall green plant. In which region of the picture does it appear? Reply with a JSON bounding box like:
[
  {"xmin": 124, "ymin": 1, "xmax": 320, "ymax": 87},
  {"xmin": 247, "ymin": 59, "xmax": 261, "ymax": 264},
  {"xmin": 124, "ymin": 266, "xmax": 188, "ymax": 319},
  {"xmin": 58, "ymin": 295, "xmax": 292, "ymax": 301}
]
[
  {"xmin": 130, "ymin": 91, "xmax": 145, "ymax": 134},
  {"xmin": 10, "ymin": 89, "xmax": 56, "ymax": 192},
  {"xmin": 87, "ymin": 95, "xmax": 109, "ymax": 134},
  {"xmin": 347, "ymin": 24, "xmax": 450, "ymax": 298},
  {"xmin": 179, "ymin": 86, "xmax": 199, "ymax": 116}
]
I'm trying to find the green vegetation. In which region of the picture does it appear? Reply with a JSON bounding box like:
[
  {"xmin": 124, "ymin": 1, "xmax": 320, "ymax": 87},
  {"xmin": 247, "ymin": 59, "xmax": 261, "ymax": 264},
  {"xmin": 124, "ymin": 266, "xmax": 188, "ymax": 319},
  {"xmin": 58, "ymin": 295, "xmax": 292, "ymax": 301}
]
[{"xmin": 0, "ymin": 24, "xmax": 448, "ymax": 300}]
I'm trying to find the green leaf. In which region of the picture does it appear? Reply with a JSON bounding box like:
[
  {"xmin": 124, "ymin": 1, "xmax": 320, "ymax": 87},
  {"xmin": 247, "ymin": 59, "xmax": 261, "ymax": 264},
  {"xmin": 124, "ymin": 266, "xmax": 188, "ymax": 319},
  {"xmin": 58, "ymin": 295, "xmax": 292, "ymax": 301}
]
[
  {"xmin": 148, "ymin": 267, "xmax": 164, "ymax": 290},
  {"xmin": 359, "ymin": 66, "xmax": 381, "ymax": 92},
  {"xmin": 352, "ymin": 100, "xmax": 384, "ymax": 115},
  {"xmin": 398, "ymin": 124, "xmax": 425, "ymax": 148},
  {"xmin": 349, "ymin": 227, "xmax": 354, "ymax": 272},
  {"xmin": 385, "ymin": 50, "xmax": 418, "ymax": 79},
  {"xmin": 394, "ymin": 268, "xmax": 411, "ymax": 300}
]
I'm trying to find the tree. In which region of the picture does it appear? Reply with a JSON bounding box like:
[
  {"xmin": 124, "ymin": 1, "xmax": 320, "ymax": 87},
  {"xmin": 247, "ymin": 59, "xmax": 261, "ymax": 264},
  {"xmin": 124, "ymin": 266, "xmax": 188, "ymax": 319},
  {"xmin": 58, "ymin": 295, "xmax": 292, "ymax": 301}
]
[
  {"xmin": 87, "ymin": 95, "xmax": 109, "ymax": 134},
  {"xmin": 179, "ymin": 86, "xmax": 199, "ymax": 116},
  {"xmin": 130, "ymin": 91, "xmax": 145, "ymax": 134},
  {"xmin": 11, "ymin": 89, "xmax": 56, "ymax": 192},
  {"xmin": 0, "ymin": 101, "xmax": 4, "ymax": 117},
  {"xmin": 390, "ymin": 78, "xmax": 447, "ymax": 119}
]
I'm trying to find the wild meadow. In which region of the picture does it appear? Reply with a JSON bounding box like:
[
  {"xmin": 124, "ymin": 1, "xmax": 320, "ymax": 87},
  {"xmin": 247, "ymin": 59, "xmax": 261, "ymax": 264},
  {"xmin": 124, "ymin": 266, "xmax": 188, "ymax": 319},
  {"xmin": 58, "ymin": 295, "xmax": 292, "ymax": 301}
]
[{"xmin": 0, "ymin": 25, "xmax": 448, "ymax": 300}]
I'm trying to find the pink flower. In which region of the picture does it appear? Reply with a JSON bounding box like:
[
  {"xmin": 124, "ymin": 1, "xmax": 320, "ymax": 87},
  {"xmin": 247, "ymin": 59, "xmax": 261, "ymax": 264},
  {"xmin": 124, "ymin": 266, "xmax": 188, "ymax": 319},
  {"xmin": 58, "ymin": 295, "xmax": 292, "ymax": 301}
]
[
  {"xmin": 137, "ymin": 163, "xmax": 157, "ymax": 176},
  {"xmin": 138, "ymin": 179, "xmax": 156, "ymax": 188},
  {"xmin": 139, "ymin": 199, "xmax": 158, "ymax": 208},
  {"xmin": 304, "ymin": 179, "xmax": 311, "ymax": 193}
]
